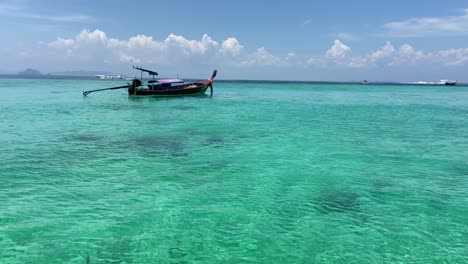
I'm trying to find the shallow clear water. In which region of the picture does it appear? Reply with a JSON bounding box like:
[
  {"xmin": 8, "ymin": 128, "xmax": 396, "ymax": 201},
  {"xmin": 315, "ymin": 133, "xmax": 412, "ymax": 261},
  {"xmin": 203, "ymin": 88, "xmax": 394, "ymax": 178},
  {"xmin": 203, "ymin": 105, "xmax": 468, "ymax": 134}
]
[{"xmin": 1, "ymin": 78, "xmax": 467, "ymax": 263}]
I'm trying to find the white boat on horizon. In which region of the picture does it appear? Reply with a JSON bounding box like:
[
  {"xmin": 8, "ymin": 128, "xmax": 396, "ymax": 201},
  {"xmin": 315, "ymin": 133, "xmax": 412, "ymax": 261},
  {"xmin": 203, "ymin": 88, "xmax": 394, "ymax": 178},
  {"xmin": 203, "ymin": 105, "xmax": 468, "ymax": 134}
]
[
  {"xmin": 403, "ymin": 80, "xmax": 457, "ymax": 85},
  {"xmin": 94, "ymin": 74, "xmax": 125, "ymax": 80},
  {"xmin": 438, "ymin": 79, "xmax": 457, "ymax": 86}
]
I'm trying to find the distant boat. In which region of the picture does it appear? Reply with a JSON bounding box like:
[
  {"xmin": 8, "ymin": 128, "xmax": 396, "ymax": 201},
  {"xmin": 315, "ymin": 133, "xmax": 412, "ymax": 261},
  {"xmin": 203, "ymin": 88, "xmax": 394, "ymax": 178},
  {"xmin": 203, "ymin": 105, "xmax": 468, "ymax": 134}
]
[
  {"xmin": 361, "ymin": 80, "xmax": 369, "ymax": 85},
  {"xmin": 94, "ymin": 74, "xmax": 125, "ymax": 80},
  {"xmin": 438, "ymin": 80, "xmax": 457, "ymax": 86}
]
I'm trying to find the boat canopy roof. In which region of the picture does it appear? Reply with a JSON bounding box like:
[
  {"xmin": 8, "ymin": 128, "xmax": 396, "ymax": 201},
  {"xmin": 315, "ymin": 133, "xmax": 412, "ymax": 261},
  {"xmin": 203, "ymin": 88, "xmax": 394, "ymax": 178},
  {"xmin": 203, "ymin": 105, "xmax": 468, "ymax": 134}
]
[
  {"xmin": 133, "ymin": 66, "xmax": 158, "ymax": 76},
  {"xmin": 156, "ymin": 79, "xmax": 184, "ymax": 84}
]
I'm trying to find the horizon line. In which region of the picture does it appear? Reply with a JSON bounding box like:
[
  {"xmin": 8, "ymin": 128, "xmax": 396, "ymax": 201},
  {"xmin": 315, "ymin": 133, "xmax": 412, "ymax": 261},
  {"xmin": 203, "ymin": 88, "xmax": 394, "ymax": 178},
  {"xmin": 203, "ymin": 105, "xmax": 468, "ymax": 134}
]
[{"xmin": 0, "ymin": 73, "xmax": 465, "ymax": 86}]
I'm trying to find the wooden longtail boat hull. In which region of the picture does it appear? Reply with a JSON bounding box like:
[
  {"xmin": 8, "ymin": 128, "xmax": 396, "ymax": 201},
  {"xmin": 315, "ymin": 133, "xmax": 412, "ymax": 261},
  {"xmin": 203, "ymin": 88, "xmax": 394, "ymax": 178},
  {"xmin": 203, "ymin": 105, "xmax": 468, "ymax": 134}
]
[
  {"xmin": 128, "ymin": 82, "xmax": 210, "ymax": 96},
  {"xmin": 128, "ymin": 70, "xmax": 216, "ymax": 96},
  {"xmin": 82, "ymin": 69, "xmax": 217, "ymax": 97}
]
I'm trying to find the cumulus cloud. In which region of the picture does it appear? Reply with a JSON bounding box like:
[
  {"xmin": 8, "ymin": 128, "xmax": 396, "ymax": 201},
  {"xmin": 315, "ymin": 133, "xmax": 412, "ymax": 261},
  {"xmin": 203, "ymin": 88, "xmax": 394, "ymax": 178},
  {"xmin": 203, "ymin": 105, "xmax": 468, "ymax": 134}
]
[
  {"xmin": 384, "ymin": 9, "xmax": 468, "ymax": 37},
  {"xmin": 347, "ymin": 42, "xmax": 422, "ymax": 67},
  {"xmin": 126, "ymin": 34, "xmax": 161, "ymax": 49},
  {"xmin": 392, "ymin": 44, "xmax": 425, "ymax": 65},
  {"xmin": 76, "ymin": 29, "xmax": 107, "ymax": 45},
  {"xmin": 307, "ymin": 40, "xmax": 353, "ymax": 68},
  {"xmin": 219, "ymin": 38, "xmax": 244, "ymax": 56},
  {"xmin": 347, "ymin": 56, "xmax": 369, "ymax": 68},
  {"xmin": 49, "ymin": 29, "xmax": 111, "ymax": 49},
  {"xmin": 240, "ymin": 48, "xmax": 297, "ymax": 66},
  {"xmin": 119, "ymin": 54, "xmax": 141, "ymax": 64},
  {"xmin": 326, "ymin": 40, "xmax": 351, "ymax": 60},
  {"xmin": 357, "ymin": 42, "xmax": 426, "ymax": 67},
  {"xmin": 370, "ymin": 41, "xmax": 395, "ymax": 61},
  {"xmin": 242, "ymin": 47, "xmax": 279, "ymax": 65},
  {"xmin": 437, "ymin": 48, "xmax": 468, "ymax": 65},
  {"xmin": 308, "ymin": 39, "xmax": 468, "ymax": 68},
  {"xmin": 45, "ymin": 29, "xmax": 308, "ymax": 72},
  {"xmin": 48, "ymin": 37, "xmax": 75, "ymax": 49},
  {"xmin": 46, "ymin": 29, "xmax": 249, "ymax": 67},
  {"xmin": 164, "ymin": 33, "xmax": 219, "ymax": 55},
  {"xmin": 26, "ymin": 28, "xmax": 468, "ymax": 76}
]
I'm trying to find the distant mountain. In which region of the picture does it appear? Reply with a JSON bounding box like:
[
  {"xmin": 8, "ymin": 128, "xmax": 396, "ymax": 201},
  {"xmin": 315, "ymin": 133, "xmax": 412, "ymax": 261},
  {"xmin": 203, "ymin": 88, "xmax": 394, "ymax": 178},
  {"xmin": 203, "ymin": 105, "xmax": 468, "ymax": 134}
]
[{"xmin": 18, "ymin": 68, "xmax": 42, "ymax": 76}]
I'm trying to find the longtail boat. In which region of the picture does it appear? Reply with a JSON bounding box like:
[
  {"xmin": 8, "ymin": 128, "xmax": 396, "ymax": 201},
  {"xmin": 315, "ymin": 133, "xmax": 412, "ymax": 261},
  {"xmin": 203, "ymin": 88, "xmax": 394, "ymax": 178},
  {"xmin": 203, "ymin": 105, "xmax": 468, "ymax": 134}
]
[{"xmin": 83, "ymin": 66, "xmax": 217, "ymax": 97}]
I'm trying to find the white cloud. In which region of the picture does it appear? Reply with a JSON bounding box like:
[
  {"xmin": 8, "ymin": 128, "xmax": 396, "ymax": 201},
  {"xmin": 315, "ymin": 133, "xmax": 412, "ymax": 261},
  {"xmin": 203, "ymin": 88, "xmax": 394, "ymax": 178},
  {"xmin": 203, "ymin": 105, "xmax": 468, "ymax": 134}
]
[
  {"xmin": 219, "ymin": 38, "xmax": 244, "ymax": 56},
  {"xmin": 163, "ymin": 33, "xmax": 219, "ymax": 55},
  {"xmin": 392, "ymin": 44, "xmax": 425, "ymax": 65},
  {"xmin": 306, "ymin": 57, "xmax": 326, "ymax": 67},
  {"xmin": 240, "ymin": 48, "xmax": 296, "ymax": 66},
  {"xmin": 326, "ymin": 40, "xmax": 351, "ymax": 60},
  {"xmin": 242, "ymin": 47, "xmax": 279, "ymax": 65},
  {"xmin": 349, "ymin": 42, "xmax": 422, "ymax": 67},
  {"xmin": 48, "ymin": 37, "xmax": 75, "ymax": 49},
  {"xmin": 76, "ymin": 29, "xmax": 107, "ymax": 45},
  {"xmin": 127, "ymin": 34, "xmax": 162, "ymax": 49},
  {"xmin": 119, "ymin": 54, "xmax": 141, "ymax": 64},
  {"xmin": 437, "ymin": 48, "xmax": 468, "ymax": 65},
  {"xmin": 384, "ymin": 9, "xmax": 468, "ymax": 37},
  {"xmin": 200, "ymin": 34, "xmax": 220, "ymax": 51},
  {"xmin": 45, "ymin": 29, "xmax": 254, "ymax": 70},
  {"xmin": 347, "ymin": 57, "xmax": 369, "ymax": 68},
  {"xmin": 313, "ymin": 39, "xmax": 468, "ymax": 68},
  {"xmin": 20, "ymin": 28, "xmax": 468, "ymax": 78},
  {"xmin": 308, "ymin": 40, "xmax": 449, "ymax": 68},
  {"xmin": 48, "ymin": 29, "xmax": 221, "ymax": 56},
  {"xmin": 307, "ymin": 41, "xmax": 354, "ymax": 68},
  {"xmin": 370, "ymin": 41, "xmax": 395, "ymax": 61},
  {"xmin": 107, "ymin": 38, "xmax": 127, "ymax": 49}
]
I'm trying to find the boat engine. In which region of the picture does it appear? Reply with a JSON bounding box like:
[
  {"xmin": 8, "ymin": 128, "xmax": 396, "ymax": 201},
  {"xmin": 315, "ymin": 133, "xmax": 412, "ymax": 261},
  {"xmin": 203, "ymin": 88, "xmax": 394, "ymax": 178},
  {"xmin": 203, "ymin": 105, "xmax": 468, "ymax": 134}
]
[
  {"xmin": 132, "ymin": 79, "xmax": 142, "ymax": 87},
  {"xmin": 128, "ymin": 78, "xmax": 142, "ymax": 95}
]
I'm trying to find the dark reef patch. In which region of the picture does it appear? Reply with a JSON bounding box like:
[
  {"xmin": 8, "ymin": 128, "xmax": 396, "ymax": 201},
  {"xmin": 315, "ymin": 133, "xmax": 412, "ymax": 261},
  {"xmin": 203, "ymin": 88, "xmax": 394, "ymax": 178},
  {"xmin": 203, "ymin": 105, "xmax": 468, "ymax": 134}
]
[
  {"xmin": 135, "ymin": 136, "xmax": 187, "ymax": 156},
  {"xmin": 100, "ymin": 104, "xmax": 149, "ymax": 111},
  {"xmin": 172, "ymin": 105, "xmax": 197, "ymax": 111},
  {"xmin": 316, "ymin": 191, "xmax": 361, "ymax": 214},
  {"xmin": 65, "ymin": 134, "xmax": 104, "ymax": 142},
  {"xmin": 168, "ymin": 247, "xmax": 188, "ymax": 259},
  {"xmin": 204, "ymin": 135, "xmax": 226, "ymax": 147}
]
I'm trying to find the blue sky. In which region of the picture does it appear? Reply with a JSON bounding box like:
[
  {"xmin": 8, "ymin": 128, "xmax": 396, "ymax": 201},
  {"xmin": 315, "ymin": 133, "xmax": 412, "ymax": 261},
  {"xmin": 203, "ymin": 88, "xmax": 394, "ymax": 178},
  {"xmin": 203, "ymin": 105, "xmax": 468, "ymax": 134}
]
[{"xmin": 1, "ymin": 0, "xmax": 468, "ymax": 81}]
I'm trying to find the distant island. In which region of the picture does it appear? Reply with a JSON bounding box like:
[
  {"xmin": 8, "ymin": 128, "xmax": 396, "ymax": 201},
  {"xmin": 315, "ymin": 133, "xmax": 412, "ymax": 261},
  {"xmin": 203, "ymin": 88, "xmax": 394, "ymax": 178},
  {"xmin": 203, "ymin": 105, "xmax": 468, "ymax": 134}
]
[{"xmin": 18, "ymin": 68, "xmax": 42, "ymax": 76}]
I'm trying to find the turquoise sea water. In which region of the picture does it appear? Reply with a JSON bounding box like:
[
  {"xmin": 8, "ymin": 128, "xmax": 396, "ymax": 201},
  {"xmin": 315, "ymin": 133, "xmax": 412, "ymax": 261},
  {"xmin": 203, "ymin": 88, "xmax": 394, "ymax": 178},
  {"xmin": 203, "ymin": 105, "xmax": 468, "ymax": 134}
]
[{"xmin": 1, "ymin": 78, "xmax": 467, "ymax": 263}]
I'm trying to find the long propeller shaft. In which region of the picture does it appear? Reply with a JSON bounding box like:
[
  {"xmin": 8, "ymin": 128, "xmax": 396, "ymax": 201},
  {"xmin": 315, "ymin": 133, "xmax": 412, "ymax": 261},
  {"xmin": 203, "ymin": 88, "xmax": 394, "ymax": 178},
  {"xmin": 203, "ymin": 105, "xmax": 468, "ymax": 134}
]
[{"xmin": 83, "ymin": 84, "xmax": 131, "ymax": 96}]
